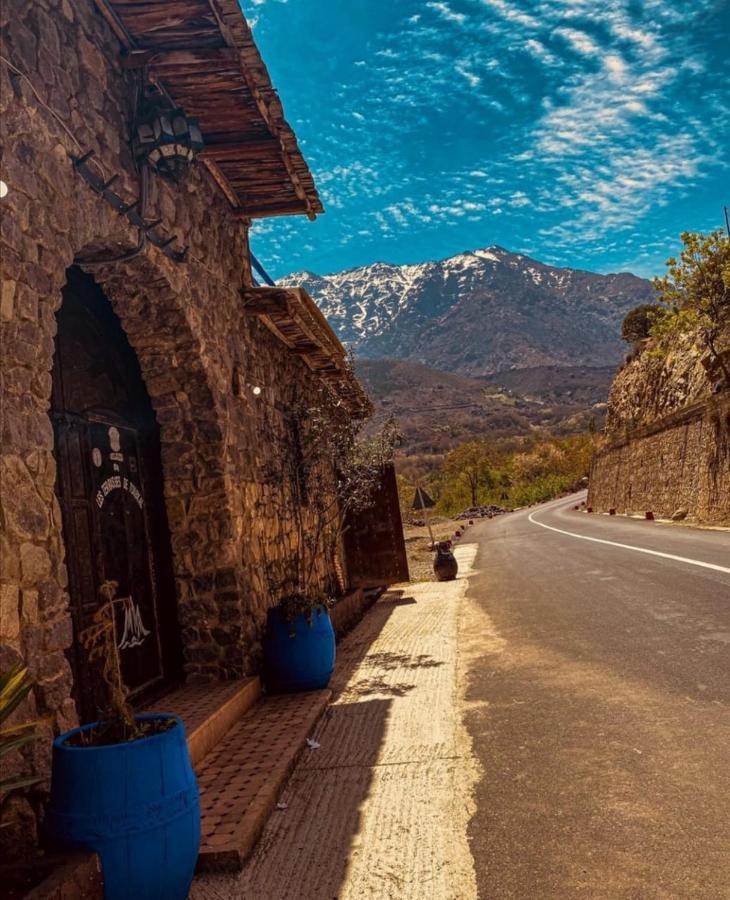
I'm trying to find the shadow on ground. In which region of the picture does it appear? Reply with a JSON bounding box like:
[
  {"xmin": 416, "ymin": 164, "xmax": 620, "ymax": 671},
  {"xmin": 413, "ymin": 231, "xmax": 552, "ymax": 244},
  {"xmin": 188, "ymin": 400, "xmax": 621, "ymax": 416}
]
[{"xmin": 192, "ymin": 588, "xmax": 419, "ymax": 900}]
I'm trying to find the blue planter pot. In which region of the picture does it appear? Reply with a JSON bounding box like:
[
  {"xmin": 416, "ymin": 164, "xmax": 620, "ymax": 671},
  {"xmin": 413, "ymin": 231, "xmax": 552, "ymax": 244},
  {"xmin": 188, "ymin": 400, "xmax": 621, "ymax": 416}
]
[
  {"xmin": 45, "ymin": 714, "xmax": 200, "ymax": 900},
  {"xmin": 264, "ymin": 605, "xmax": 336, "ymax": 692}
]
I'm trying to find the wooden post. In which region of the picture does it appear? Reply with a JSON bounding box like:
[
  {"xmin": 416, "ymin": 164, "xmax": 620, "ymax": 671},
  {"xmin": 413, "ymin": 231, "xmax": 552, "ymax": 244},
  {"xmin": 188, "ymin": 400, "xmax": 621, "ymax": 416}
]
[
  {"xmin": 414, "ymin": 484, "xmax": 436, "ymax": 549},
  {"xmin": 425, "ymin": 506, "xmax": 436, "ymax": 551}
]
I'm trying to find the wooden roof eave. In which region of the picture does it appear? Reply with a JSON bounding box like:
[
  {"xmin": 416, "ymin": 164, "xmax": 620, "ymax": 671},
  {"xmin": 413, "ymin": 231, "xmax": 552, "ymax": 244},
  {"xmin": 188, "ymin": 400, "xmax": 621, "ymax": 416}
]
[
  {"xmin": 242, "ymin": 287, "xmax": 372, "ymax": 415},
  {"xmin": 94, "ymin": 0, "xmax": 323, "ymax": 220}
]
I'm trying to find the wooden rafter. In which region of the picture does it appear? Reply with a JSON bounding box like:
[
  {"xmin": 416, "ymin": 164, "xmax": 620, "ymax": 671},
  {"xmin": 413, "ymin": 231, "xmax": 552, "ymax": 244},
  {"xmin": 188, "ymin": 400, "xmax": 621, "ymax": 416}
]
[
  {"xmin": 242, "ymin": 287, "xmax": 371, "ymax": 414},
  {"xmin": 94, "ymin": 0, "xmax": 323, "ymax": 219}
]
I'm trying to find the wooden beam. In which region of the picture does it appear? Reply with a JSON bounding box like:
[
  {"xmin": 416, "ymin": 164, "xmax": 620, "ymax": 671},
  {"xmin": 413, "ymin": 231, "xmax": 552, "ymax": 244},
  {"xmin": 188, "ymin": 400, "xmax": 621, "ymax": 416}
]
[
  {"xmin": 247, "ymin": 201, "xmax": 314, "ymax": 218},
  {"xmin": 121, "ymin": 47, "xmax": 238, "ymax": 68},
  {"xmin": 241, "ymin": 289, "xmax": 289, "ymax": 315},
  {"xmin": 93, "ymin": 1, "xmax": 133, "ymax": 49},
  {"xmin": 97, "ymin": 0, "xmax": 322, "ymax": 216},
  {"xmin": 289, "ymin": 341, "xmax": 321, "ymax": 355},
  {"xmin": 226, "ymin": 52, "xmax": 316, "ymax": 219},
  {"xmin": 199, "ymin": 138, "xmax": 281, "ymax": 159},
  {"xmin": 208, "ymin": 0, "xmax": 320, "ymax": 218},
  {"xmin": 201, "ymin": 159, "xmax": 240, "ymax": 208}
]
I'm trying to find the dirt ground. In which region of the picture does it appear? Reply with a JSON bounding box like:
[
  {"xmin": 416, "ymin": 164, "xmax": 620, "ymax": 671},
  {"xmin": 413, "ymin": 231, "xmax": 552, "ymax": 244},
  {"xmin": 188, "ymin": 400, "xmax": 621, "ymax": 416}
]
[{"xmin": 402, "ymin": 516, "xmax": 462, "ymax": 582}]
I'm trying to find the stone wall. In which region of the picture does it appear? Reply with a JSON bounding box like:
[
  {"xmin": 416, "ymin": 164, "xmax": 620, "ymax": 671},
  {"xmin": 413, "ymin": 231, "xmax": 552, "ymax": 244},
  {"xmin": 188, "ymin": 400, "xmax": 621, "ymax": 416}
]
[
  {"xmin": 605, "ymin": 333, "xmax": 713, "ymax": 433},
  {"xmin": 0, "ymin": 0, "xmax": 348, "ymax": 853},
  {"xmin": 588, "ymin": 396, "xmax": 730, "ymax": 524}
]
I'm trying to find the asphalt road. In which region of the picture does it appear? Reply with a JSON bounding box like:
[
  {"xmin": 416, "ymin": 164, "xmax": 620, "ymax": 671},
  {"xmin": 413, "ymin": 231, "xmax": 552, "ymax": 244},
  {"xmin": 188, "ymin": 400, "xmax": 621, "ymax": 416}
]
[{"xmin": 464, "ymin": 494, "xmax": 730, "ymax": 900}]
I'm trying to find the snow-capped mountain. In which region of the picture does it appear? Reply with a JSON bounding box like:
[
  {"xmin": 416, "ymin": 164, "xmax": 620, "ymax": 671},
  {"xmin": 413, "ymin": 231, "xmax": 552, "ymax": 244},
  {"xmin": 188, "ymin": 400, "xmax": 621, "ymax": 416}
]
[{"xmin": 278, "ymin": 246, "xmax": 655, "ymax": 376}]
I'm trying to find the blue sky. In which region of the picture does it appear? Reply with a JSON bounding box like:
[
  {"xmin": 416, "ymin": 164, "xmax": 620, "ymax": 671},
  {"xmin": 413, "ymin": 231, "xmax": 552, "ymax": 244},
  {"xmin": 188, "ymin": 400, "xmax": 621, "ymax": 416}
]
[{"xmin": 245, "ymin": 0, "xmax": 730, "ymax": 280}]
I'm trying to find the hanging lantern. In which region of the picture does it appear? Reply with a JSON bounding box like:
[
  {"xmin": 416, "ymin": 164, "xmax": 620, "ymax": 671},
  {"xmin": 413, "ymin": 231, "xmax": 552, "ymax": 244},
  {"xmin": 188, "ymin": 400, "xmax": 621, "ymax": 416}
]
[{"xmin": 132, "ymin": 97, "xmax": 204, "ymax": 183}]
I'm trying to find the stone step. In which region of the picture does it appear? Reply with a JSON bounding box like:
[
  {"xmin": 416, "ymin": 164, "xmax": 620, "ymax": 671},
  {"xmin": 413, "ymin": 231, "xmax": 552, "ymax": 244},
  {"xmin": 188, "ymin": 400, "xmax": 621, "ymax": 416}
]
[
  {"xmin": 195, "ymin": 689, "xmax": 332, "ymax": 872},
  {"xmin": 146, "ymin": 677, "xmax": 261, "ymax": 767}
]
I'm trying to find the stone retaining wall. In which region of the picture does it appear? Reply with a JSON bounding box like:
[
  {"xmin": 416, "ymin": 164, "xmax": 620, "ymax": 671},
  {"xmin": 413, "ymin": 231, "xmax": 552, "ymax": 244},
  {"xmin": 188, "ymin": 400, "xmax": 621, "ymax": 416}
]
[{"xmin": 587, "ymin": 395, "xmax": 730, "ymax": 524}]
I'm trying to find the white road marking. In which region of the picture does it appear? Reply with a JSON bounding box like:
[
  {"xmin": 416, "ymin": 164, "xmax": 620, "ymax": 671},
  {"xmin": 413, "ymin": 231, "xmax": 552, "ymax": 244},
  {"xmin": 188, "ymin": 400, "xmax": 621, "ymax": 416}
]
[{"xmin": 527, "ymin": 509, "xmax": 730, "ymax": 575}]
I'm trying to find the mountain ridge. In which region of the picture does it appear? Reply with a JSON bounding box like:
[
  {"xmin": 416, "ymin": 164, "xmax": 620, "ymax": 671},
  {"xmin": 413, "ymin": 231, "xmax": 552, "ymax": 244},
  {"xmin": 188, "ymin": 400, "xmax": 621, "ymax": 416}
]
[
  {"xmin": 278, "ymin": 245, "xmax": 656, "ymax": 377},
  {"xmin": 285, "ymin": 245, "xmax": 639, "ymax": 285}
]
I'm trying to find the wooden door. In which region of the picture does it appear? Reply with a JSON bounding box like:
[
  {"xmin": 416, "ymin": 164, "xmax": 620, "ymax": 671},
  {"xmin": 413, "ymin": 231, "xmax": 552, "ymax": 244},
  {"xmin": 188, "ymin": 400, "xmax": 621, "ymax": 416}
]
[
  {"xmin": 342, "ymin": 464, "xmax": 410, "ymax": 588},
  {"xmin": 51, "ymin": 268, "xmax": 182, "ymax": 721}
]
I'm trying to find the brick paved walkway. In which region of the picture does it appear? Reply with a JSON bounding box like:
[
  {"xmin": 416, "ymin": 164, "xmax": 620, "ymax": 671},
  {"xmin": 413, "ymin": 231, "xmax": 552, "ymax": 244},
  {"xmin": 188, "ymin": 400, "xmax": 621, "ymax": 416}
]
[{"xmin": 191, "ymin": 543, "xmax": 479, "ymax": 900}]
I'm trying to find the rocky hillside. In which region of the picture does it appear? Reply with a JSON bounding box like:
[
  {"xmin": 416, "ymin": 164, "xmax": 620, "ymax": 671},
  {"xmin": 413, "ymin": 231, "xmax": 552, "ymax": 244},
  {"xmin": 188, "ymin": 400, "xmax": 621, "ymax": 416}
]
[
  {"xmin": 605, "ymin": 334, "xmax": 715, "ymax": 434},
  {"xmin": 357, "ymin": 358, "xmax": 612, "ymax": 458},
  {"xmin": 280, "ymin": 246, "xmax": 655, "ymax": 376}
]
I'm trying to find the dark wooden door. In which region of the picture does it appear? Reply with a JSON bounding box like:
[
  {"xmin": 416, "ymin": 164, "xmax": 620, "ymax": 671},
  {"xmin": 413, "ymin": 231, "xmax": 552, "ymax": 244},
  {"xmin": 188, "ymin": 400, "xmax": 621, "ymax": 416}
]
[
  {"xmin": 51, "ymin": 268, "xmax": 182, "ymax": 722},
  {"xmin": 342, "ymin": 464, "xmax": 410, "ymax": 588}
]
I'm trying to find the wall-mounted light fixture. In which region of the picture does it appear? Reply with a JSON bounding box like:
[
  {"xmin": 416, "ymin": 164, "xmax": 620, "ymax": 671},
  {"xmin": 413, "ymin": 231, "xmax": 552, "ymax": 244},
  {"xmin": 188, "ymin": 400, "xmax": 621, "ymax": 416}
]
[
  {"xmin": 132, "ymin": 93, "xmax": 203, "ymax": 183},
  {"xmin": 232, "ymin": 365, "xmax": 265, "ymax": 400}
]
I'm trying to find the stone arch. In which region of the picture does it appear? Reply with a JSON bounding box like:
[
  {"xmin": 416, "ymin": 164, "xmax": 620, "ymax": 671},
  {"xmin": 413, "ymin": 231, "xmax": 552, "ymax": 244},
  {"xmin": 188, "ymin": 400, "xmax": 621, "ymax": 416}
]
[
  {"xmin": 73, "ymin": 254, "xmax": 245, "ymax": 681},
  {"xmin": 3, "ymin": 211, "xmax": 245, "ymax": 723}
]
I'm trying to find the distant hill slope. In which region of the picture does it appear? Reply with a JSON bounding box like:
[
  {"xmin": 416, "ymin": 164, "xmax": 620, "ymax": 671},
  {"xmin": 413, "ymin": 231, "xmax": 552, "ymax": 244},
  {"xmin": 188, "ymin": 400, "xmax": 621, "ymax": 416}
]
[
  {"xmin": 279, "ymin": 246, "xmax": 655, "ymax": 376},
  {"xmin": 356, "ymin": 359, "xmax": 612, "ymax": 458}
]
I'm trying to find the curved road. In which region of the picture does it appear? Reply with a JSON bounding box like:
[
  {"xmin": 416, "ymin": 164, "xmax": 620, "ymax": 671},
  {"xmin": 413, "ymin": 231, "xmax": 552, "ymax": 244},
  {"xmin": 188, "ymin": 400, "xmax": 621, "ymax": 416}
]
[{"xmin": 464, "ymin": 494, "xmax": 730, "ymax": 899}]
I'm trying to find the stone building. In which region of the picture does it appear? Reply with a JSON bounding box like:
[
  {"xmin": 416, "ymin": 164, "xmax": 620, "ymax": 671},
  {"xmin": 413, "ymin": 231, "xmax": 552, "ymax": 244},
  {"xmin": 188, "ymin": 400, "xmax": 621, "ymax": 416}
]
[{"xmin": 0, "ymin": 0, "xmax": 407, "ymax": 854}]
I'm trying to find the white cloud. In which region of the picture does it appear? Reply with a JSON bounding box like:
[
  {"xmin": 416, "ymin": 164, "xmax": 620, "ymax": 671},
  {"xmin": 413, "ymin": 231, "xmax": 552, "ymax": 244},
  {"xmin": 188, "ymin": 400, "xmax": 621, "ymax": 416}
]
[
  {"xmin": 555, "ymin": 27, "xmax": 602, "ymax": 57},
  {"xmin": 604, "ymin": 54, "xmax": 628, "ymax": 82},
  {"xmin": 426, "ymin": 2, "xmax": 467, "ymax": 25},
  {"xmin": 455, "ymin": 61, "xmax": 481, "ymax": 87},
  {"xmin": 524, "ymin": 39, "xmax": 559, "ymax": 66},
  {"xmin": 480, "ymin": 0, "xmax": 540, "ymax": 29},
  {"xmin": 251, "ymin": 0, "xmax": 727, "ymax": 279}
]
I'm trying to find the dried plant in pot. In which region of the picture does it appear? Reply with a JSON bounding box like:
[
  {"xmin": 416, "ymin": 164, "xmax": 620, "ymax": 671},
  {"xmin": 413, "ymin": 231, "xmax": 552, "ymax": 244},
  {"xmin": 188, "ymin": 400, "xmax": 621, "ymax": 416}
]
[
  {"xmin": 264, "ymin": 591, "xmax": 337, "ymax": 693},
  {"xmin": 44, "ymin": 581, "xmax": 200, "ymax": 900}
]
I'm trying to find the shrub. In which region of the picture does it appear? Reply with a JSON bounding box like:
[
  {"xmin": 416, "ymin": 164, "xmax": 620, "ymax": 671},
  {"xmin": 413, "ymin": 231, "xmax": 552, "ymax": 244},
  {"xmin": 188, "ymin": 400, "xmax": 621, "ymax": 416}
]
[
  {"xmin": 621, "ymin": 304, "xmax": 662, "ymax": 344},
  {"xmin": 651, "ymin": 230, "xmax": 730, "ymax": 383}
]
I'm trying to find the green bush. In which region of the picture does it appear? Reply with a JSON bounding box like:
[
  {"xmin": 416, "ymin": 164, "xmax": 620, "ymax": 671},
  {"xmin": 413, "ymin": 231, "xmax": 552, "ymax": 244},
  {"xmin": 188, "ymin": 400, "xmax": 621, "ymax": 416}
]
[
  {"xmin": 621, "ymin": 304, "xmax": 663, "ymax": 344},
  {"xmin": 432, "ymin": 433, "xmax": 593, "ymax": 515}
]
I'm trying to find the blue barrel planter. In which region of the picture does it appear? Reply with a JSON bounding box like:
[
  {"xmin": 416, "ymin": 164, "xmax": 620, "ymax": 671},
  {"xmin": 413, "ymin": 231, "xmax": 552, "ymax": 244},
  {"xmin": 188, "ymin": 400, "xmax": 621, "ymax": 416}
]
[
  {"xmin": 264, "ymin": 605, "xmax": 336, "ymax": 692},
  {"xmin": 45, "ymin": 714, "xmax": 200, "ymax": 900}
]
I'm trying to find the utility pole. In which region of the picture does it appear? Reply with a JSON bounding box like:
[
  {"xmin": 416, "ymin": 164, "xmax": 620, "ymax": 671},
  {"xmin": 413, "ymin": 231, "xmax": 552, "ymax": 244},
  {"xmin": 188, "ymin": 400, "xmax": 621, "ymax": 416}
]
[{"xmin": 724, "ymin": 206, "xmax": 730, "ymax": 239}]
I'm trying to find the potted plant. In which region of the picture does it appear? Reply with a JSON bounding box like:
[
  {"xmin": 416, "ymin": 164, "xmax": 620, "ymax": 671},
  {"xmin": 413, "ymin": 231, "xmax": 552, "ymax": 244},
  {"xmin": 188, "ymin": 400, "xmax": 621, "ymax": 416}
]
[
  {"xmin": 263, "ymin": 591, "xmax": 336, "ymax": 693},
  {"xmin": 0, "ymin": 666, "xmax": 49, "ymax": 894},
  {"xmin": 44, "ymin": 581, "xmax": 200, "ymax": 900},
  {"xmin": 260, "ymin": 369, "xmax": 397, "ymax": 692},
  {"xmin": 0, "ymin": 665, "xmax": 43, "ymax": 797}
]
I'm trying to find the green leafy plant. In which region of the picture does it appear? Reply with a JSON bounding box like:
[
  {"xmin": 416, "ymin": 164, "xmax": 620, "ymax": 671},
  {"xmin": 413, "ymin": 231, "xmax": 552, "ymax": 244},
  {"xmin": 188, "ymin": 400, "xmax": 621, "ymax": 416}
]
[
  {"xmin": 0, "ymin": 666, "xmax": 43, "ymax": 796},
  {"xmin": 441, "ymin": 441, "xmax": 496, "ymax": 507},
  {"xmin": 651, "ymin": 230, "xmax": 730, "ymax": 383},
  {"xmin": 260, "ymin": 357, "xmax": 398, "ymax": 618},
  {"xmin": 621, "ymin": 304, "xmax": 664, "ymax": 344},
  {"xmin": 433, "ymin": 432, "xmax": 594, "ymax": 515}
]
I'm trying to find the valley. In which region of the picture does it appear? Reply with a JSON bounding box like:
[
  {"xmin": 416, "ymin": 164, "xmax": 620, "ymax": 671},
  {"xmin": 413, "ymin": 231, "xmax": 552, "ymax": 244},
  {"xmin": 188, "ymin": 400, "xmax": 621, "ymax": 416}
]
[
  {"xmin": 281, "ymin": 246, "xmax": 651, "ymax": 466},
  {"xmin": 356, "ymin": 358, "xmax": 613, "ymax": 458}
]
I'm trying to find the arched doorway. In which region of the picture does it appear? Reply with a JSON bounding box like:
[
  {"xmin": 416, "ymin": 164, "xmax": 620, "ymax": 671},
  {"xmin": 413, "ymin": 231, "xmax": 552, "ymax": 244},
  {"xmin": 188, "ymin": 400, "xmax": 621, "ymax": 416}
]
[{"xmin": 51, "ymin": 267, "xmax": 183, "ymax": 722}]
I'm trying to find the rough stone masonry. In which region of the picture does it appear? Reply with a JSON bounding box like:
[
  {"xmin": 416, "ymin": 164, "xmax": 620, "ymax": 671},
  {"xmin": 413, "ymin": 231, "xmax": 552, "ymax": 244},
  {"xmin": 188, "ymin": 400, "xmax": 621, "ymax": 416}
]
[
  {"xmin": 588, "ymin": 334, "xmax": 730, "ymax": 524},
  {"xmin": 0, "ymin": 0, "xmax": 362, "ymax": 855}
]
